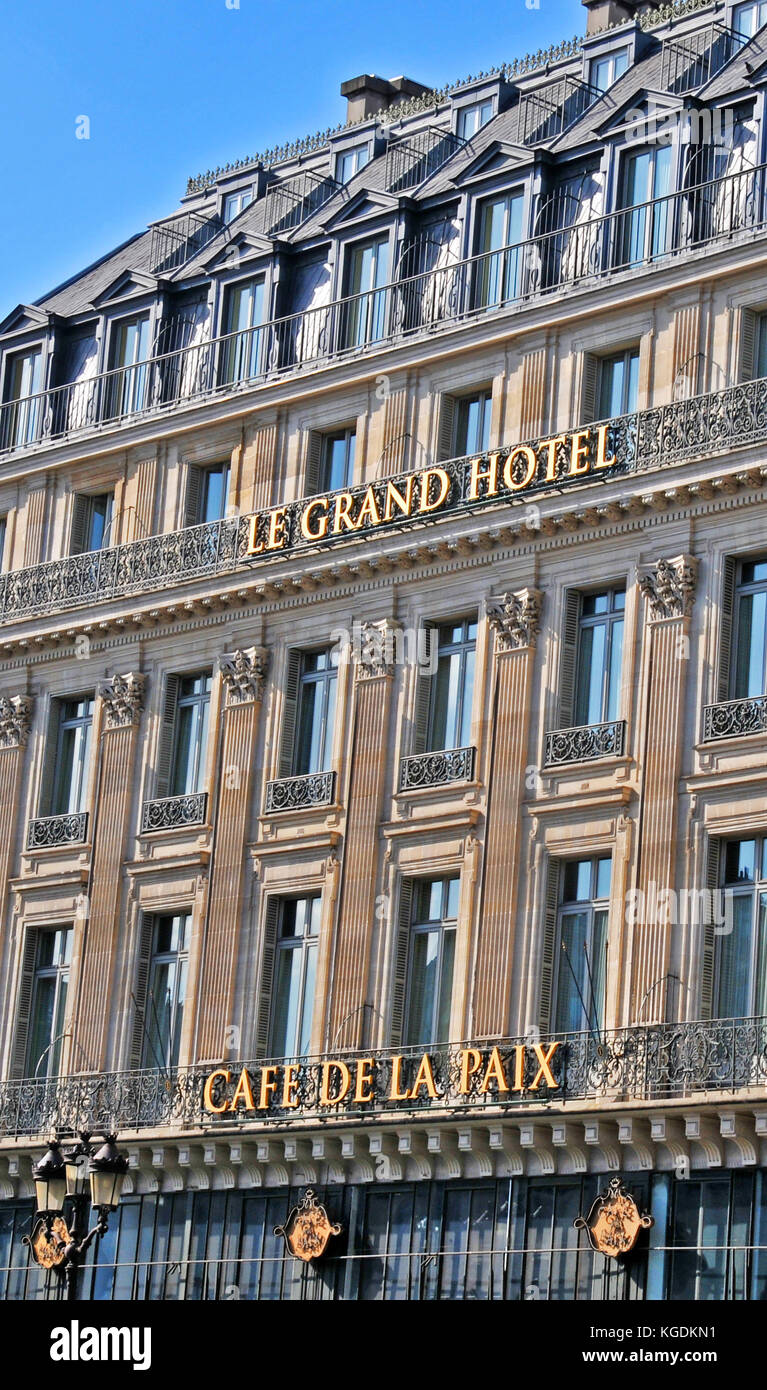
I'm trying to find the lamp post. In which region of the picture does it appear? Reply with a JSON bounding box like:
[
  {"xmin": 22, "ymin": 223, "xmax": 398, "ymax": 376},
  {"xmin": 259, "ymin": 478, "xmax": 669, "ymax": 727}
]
[{"xmin": 24, "ymin": 1132, "xmax": 128, "ymax": 1300}]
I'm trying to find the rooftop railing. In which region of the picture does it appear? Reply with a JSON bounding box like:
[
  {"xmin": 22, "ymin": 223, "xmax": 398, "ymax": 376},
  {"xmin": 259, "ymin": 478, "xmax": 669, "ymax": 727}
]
[
  {"xmin": 2, "ymin": 160, "xmax": 766, "ymax": 462},
  {"xmin": 1, "ymin": 1015, "xmax": 765, "ymax": 1140}
]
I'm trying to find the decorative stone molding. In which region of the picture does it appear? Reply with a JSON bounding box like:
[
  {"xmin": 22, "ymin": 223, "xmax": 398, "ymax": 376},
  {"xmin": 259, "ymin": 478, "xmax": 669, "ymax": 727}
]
[
  {"xmin": 640, "ymin": 555, "xmax": 697, "ymax": 620},
  {"xmin": 0, "ymin": 694, "xmax": 33, "ymax": 748},
  {"xmin": 101, "ymin": 671, "xmax": 145, "ymax": 729},
  {"xmin": 353, "ymin": 620, "xmax": 397, "ymax": 680},
  {"xmin": 220, "ymin": 646, "xmax": 269, "ymax": 705},
  {"xmin": 487, "ymin": 588, "xmax": 542, "ymax": 651}
]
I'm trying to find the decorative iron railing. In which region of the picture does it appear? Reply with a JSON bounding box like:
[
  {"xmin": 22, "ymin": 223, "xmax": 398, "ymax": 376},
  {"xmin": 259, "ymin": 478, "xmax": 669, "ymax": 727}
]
[
  {"xmin": 544, "ymin": 720, "xmax": 626, "ymax": 766},
  {"xmin": 3, "ymin": 160, "xmax": 767, "ymax": 462},
  {"xmin": 399, "ymin": 746, "xmax": 475, "ymax": 791},
  {"xmin": 26, "ymin": 812, "xmax": 89, "ymax": 851},
  {"xmin": 3, "ymin": 1015, "xmax": 767, "ymax": 1140},
  {"xmin": 703, "ymin": 695, "xmax": 767, "ymax": 741},
  {"xmin": 264, "ymin": 770, "xmax": 336, "ymax": 814},
  {"xmin": 140, "ymin": 792, "xmax": 209, "ymax": 834},
  {"xmin": 661, "ymin": 20, "xmax": 746, "ymax": 94}
]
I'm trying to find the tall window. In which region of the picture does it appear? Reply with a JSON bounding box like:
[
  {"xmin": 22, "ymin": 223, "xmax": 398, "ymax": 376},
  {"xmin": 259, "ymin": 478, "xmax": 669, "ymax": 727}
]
[
  {"xmin": 70, "ymin": 492, "xmax": 114, "ymax": 554},
  {"xmin": 553, "ymin": 856, "xmax": 611, "ymax": 1034},
  {"xmin": 143, "ymin": 913, "xmax": 190, "ymax": 1070},
  {"xmin": 733, "ymin": 559, "xmax": 767, "ymax": 698},
  {"xmin": 294, "ymin": 651, "xmax": 337, "ymax": 775},
  {"xmin": 405, "ymin": 878, "xmax": 458, "ymax": 1047},
  {"xmin": 270, "ymin": 897, "xmax": 320, "ymax": 1058},
  {"xmin": 26, "ymin": 927, "xmax": 72, "ymax": 1080},
  {"xmin": 220, "ymin": 278, "xmax": 265, "ymax": 383},
  {"xmin": 733, "ymin": 0, "xmax": 767, "ymax": 36},
  {"xmin": 457, "ymin": 99, "xmax": 493, "ymax": 139},
  {"xmin": 714, "ymin": 839, "xmax": 767, "ymax": 1019},
  {"xmin": 50, "ymin": 698, "xmax": 94, "ymax": 815},
  {"xmin": 322, "ymin": 428, "xmax": 356, "ymax": 492},
  {"xmin": 618, "ymin": 146, "xmax": 673, "ymax": 267},
  {"xmin": 428, "ymin": 619, "xmax": 477, "ymax": 751},
  {"xmin": 186, "ymin": 463, "xmax": 230, "ymax": 526},
  {"xmin": 108, "ymin": 315, "xmax": 151, "ymax": 416},
  {"xmin": 342, "ymin": 236, "xmax": 390, "ymax": 347},
  {"xmin": 476, "ymin": 192, "xmax": 525, "ymax": 307},
  {"xmin": 336, "ymin": 143, "xmax": 370, "ymax": 184},
  {"xmin": 574, "ymin": 588, "xmax": 625, "ymax": 726},
  {"xmin": 454, "ymin": 392, "xmax": 492, "ymax": 455},
  {"xmin": 170, "ymin": 675, "xmax": 211, "ymax": 796},
  {"xmin": 4, "ymin": 346, "xmax": 43, "ymax": 446},
  {"xmin": 222, "ymin": 188, "xmax": 253, "ymax": 222},
  {"xmin": 590, "ymin": 48, "xmax": 629, "ymax": 92},
  {"xmin": 598, "ymin": 349, "xmax": 639, "ymax": 417}
]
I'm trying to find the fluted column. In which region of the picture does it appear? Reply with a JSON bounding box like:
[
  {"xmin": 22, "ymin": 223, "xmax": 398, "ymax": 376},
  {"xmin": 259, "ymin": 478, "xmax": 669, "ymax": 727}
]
[
  {"xmin": 73, "ymin": 673, "xmax": 145, "ymax": 1071},
  {"xmin": 195, "ymin": 647, "xmax": 268, "ymax": 1060},
  {"xmin": 630, "ymin": 556, "xmax": 697, "ymax": 1022},
  {"xmin": 326, "ymin": 622, "xmax": 395, "ymax": 1049},
  {"xmin": 0, "ymin": 693, "xmax": 32, "ymax": 922},
  {"xmin": 472, "ymin": 589, "xmax": 541, "ymax": 1037}
]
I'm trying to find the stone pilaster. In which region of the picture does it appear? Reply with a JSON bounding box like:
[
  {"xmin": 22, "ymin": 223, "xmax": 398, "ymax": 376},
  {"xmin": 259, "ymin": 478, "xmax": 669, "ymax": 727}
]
[
  {"xmin": 630, "ymin": 556, "xmax": 697, "ymax": 1022},
  {"xmin": 0, "ymin": 695, "xmax": 32, "ymax": 971},
  {"xmin": 326, "ymin": 622, "xmax": 395, "ymax": 1049},
  {"xmin": 195, "ymin": 648, "xmax": 269, "ymax": 1059},
  {"xmin": 472, "ymin": 589, "xmax": 541, "ymax": 1036},
  {"xmin": 73, "ymin": 673, "xmax": 145, "ymax": 1071}
]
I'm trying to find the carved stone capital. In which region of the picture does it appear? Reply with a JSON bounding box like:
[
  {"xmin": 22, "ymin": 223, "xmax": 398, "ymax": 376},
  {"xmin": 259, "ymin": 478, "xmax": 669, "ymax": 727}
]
[
  {"xmin": 640, "ymin": 555, "xmax": 697, "ymax": 621},
  {"xmin": 0, "ymin": 695, "xmax": 33, "ymax": 749},
  {"xmin": 353, "ymin": 620, "xmax": 397, "ymax": 680},
  {"xmin": 101, "ymin": 672, "xmax": 145, "ymax": 730},
  {"xmin": 487, "ymin": 588, "xmax": 542, "ymax": 651},
  {"xmin": 220, "ymin": 647, "xmax": 269, "ymax": 705}
]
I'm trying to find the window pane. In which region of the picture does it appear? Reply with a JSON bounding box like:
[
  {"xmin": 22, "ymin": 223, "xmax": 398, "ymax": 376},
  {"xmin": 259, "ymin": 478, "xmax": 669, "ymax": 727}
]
[
  {"xmin": 725, "ymin": 839, "xmax": 756, "ymax": 883},
  {"xmin": 563, "ymin": 859, "xmax": 592, "ymax": 903},
  {"xmin": 716, "ymin": 894, "xmax": 753, "ymax": 1017},
  {"xmin": 595, "ymin": 856, "xmax": 612, "ymax": 899},
  {"xmin": 735, "ymin": 590, "xmax": 767, "ymax": 697},
  {"xmin": 606, "ymin": 618, "xmax": 624, "ymax": 721},
  {"xmin": 555, "ymin": 910, "xmax": 589, "ymax": 1032},
  {"xmin": 272, "ymin": 946, "xmax": 303, "ymax": 1057},
  {"xmin": 437, "ymin": 929, "xmax": 455, "ymax": 1041},
  {"xmin": 407, "ymin": 930, "xmax": 439, "ymax": 1046}
]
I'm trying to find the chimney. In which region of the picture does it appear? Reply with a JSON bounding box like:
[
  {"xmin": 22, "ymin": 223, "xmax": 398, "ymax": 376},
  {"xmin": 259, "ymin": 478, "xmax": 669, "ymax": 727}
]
[
  {"xmin": 340, "ymin": 74, "xmax": 431, "ymax": 123},
  {"xmin": 581, "ymin": 0, "xmax": 664, "ymax": 37}
]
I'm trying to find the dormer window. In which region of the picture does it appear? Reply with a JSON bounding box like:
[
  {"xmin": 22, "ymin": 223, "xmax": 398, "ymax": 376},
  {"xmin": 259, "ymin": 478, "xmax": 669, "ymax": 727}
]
[
  {"xmin": 590, "ymin": 49, "xmax": 629, "ymax": 93},
  {"xmin": 733, "ymin": 0, "xmax": 767, "ymax": 37},
  {"xmin": 456, "ymin": 99, "xmax": 493, "ymax": 140},
  {"xmin": 107, "ymin": 314, "xmax": 150, "ymax": 417},
  {"xmin": 336, "ymin": 143, "xmax": 370, "ymax": 184},
  {"xmin": 3, "ymin": 346, "xmax": 43, "ymax": 447},
  {"xmin": 223, "ymin": 188, "xmax": 253, "ymax": 223}
]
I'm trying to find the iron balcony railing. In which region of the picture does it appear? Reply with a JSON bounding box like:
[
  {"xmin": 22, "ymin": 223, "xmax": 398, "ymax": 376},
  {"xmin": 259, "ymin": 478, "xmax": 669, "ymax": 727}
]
[
  {"xmin": 544, "ymin": 720, "xmax": 626, "ymax": 766},
  {"xmin": 26, "ymin": 812, "xmax": 89, "ymax": 851},
  {"xmin": 399, "ymin": 746, "xmax": 475, "ymax": 791},
  {"xmin": 2, "ymin": 1015, "xmax": 767, "ymax": 1140},
  {"xmin": 3, "ymin": 160, "xmax": 767, "ymax": 461},
  {"xmin": 140, "ymin": 792, "xmax": 208, "ymax": 833},
  {"xmin": 703, "ymin": 694, "xmax": 767, "ymax": 741},
  {"xmin": 264, "ymin": 770, "xmax": 336, "ymax": 814},
  {"xmin": 2, "ymin": 366, "xmax": 767, "ymax": 627},
  {"xmin": 660, "ymin": 20, "xmax": 746, "ymax": 95}
]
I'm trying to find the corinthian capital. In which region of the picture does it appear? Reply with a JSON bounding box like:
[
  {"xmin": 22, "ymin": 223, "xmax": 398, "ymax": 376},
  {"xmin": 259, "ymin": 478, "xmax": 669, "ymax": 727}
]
[
  {"xmin": 0, "ymin": 695, "xmax": 33, "ymax": 748},
  {"xmin": 640, "ymin": 555, "xmax": 697, "ymax": 621},
  {"xmin": 220, "ymin": 647, "xmax": 269, "ymax": 705},
  {"xmin": 353, "ymin": 620, "xmax": 397, "ymax": 680},
  {"xmin": 101, "ymin": 672, "xmax": 146, "ymax": 730},
  {"xmin": 487, "ymin": 588, "xmax": 542, "ymax": 651}
]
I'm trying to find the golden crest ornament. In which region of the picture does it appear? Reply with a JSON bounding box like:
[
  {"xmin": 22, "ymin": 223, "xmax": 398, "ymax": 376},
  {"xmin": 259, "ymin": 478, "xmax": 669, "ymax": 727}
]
[
  {"xmin": 574, "ymin": 1176, "xmax": 654, "ymax": 1258},
  {"xmin": 274, "ymin": 1189, "xmax": 342, "ymax": 1263},
  {"xmin": 27, "ymin": 1216, "xmax": 71, "ymax": 1269}
]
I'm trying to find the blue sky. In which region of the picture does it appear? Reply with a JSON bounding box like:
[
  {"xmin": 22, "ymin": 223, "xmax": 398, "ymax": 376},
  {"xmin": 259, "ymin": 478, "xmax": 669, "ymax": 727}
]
[{"xmin": 0, "ymin": 0, "xmax": 584, "ymax": 317}]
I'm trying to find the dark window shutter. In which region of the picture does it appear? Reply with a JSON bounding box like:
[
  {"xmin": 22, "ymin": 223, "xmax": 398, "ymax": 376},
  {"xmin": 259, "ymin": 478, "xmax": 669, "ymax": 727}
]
[
  {"xmin": 389, "ymin": 879, "xmax": 414, "ymax": 1048},
  {"xmin": 279, "ymin": 651, "xmax": 302, "ymax": 778},
  {"xmin": 700, "ymin": 839, "xmax": 721, "ymax": 1021},
  {"xmin": 582, "ymin": 353, "xmax": 600, "ymax": 424},
  {"xmin": 437, "ymin": 394, "xmax": 456, "ymax": 461},
  {"xmin": 255, "ymin": 897, "xmax": 281, "ymax": 1058},
  {"xmin": 70, "ymin": 494, "xmax": 91, "ymax": 556},
  {"xmin": 718, "ymin": 556, "xmax": 737, "ymax": 702},
  {"xmin": 559, "ymin": 590, "xmax": 582, "ymax": 729},
  {"xmin": 304, "ymin": 432, "xmax": 324, "ymax": 497},
  {"xmin": 129, "ymin": 913, "xmax": 157, "ymax": 1070},
  {"xmin": 155, "ymin": 675, "xmax": 180, "ymax": 799},
  {"xmin": 538, "ymin": 858, "xmax": 561, "ymax": 1034},
  {"xmin": 39, "ymin": 699, "xmax": 62, "ymax": 816},
  {"xmin": 10, "ymin": 931, "xmax": 40, "ymax": 1079},
  {"xmin": 184, "ymin": 466, "xmax": 204, "ymax": 529},
  {"xmin": 413, "ymin": 622, "xmax": 436, "ymax": 754},
  {"xmin": 740, "ymin": 308, "xmax": 758, "ymax": 382}
]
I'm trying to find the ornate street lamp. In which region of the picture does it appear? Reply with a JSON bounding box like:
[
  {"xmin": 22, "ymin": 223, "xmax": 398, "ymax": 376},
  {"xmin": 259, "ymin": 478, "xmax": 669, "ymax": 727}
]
[{"xmin": 24, "ymin": 1132, "xmax": 128, "ymax": 1300}]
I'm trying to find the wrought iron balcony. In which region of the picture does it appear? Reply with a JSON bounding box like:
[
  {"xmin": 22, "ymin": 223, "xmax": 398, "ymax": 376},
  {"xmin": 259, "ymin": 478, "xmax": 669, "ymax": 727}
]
[
  {"xmin": 661, "ymin": 21, "xmax": 746, "ymax": 95},
  {"xmin": 2, "ymin": 1015, "xmax": 767, "ymax": 1141},
  {"xmin": 264, "ymin": 770, "xmax": 336, "ymax": 814},
  {"xmin": 3, "ymin": 160, "xmax": 767, "ymax": 463},
  {"xmin": 399, "ymin": 745, "xmax": 475, "ymax": 791},
  {"xmin": 545, "ymin": 720, "xmax": 626, "ymax": 766},
  {"xmin": 703, "ymin": 695, "xmax": 767, "ymax": 742},
  {"xmin": 26, "ymin": 811, "xmax": 89, "ymax": 851},
  {"xmin": 140, "ymin": 792, "xmax": 208, "ymax": 833}
]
